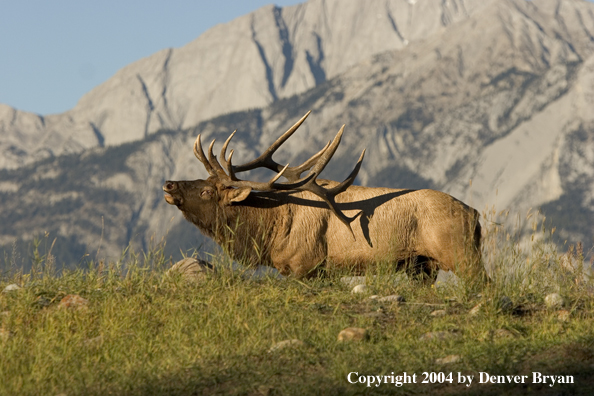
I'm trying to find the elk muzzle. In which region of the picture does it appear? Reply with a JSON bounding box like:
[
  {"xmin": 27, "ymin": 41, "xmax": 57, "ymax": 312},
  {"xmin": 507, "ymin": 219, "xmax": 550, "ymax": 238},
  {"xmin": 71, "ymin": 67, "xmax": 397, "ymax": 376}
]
[{"xmin": 163, "ymin": 181, "xmax": 182, "ymax": 206}]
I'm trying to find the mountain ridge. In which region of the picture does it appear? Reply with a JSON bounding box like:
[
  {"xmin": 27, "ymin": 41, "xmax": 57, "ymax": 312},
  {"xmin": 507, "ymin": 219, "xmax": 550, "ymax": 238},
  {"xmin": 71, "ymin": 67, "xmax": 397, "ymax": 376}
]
[{"xmin": 1, "ymin": 0, "xmax": 489, "ymax": 170}]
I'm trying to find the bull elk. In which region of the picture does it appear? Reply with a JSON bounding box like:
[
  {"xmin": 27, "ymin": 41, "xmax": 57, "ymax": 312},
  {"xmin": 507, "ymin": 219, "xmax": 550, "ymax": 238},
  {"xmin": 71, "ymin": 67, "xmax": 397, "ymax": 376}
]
[{"xmin": 163, "ymin": 112, "xmax": 485, "ymax": 282}]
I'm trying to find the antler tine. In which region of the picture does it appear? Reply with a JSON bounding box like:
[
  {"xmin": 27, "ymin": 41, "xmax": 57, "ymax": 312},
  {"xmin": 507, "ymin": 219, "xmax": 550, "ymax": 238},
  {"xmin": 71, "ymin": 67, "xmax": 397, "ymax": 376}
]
[
  {"xmin": 298, "ymin": 175, "xmax": 362, "ymax": 238},
  {"xmin": 221, "ymin": 164, "xmax": 289, "ymax": 191},
  {"xmin": 290, "ymin": 126, "xmax": 364, "ymax": 238},
  {"xmin": 307, "ymin": 125, "xmax": 345, "ymax": 177},
  {"xmin": 327, "ymin": 149, "xmax": 366, "ymax": 195},
  {"xmin": 219, "ymin": 130, "xmax": 237, "ymax": 179},
  {"xmin": 194, "ymin": 134, "xmax": 218, "ymax": 178},
  {"xmin": 233, "ymin": 110, "xmax": 312, "ymax": 174},
  {"xmin": 220, "ymin": 111, "xmax": 336, "ymax": 182},
  {"xmin": 217, "ymin": 127, "xmax": 319, "ymax": 190},
  {"xmin": 225, "ymin": 149, "xmax": 239, "ymax": 181},
  {"xmin": 281, "ymin": 140, "xmax": 331, "ymax": 182},
  {"xmin": 220, "ymin": 163, "xmax": 318, "ymax": 191},
  {"xmin": 207, "ymin": 139, "xmax": 229, "ymax": 178},
  {"xmin": 322, "ymin": 195, "xmax": 362, "ymax": 238}
]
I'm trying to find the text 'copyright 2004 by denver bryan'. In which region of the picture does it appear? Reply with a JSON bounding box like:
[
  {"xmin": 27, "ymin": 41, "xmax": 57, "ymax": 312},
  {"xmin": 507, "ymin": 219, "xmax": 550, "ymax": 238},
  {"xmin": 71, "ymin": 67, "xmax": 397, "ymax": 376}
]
[{"xmin": 347, "ymin": 372, "xmax": 575, "ymax": 388}]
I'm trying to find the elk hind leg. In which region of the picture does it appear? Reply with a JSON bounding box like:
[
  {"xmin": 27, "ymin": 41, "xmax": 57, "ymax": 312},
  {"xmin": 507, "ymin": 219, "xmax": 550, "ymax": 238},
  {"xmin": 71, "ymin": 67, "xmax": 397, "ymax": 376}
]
[{"xmin": 403, "ymin": 255, "xmax": 439, "ymax": 284}]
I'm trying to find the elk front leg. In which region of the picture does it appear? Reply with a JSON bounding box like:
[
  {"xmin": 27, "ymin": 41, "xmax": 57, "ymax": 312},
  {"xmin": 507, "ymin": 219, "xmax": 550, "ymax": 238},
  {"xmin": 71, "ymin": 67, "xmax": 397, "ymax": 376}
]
[{"xmin": 270, "ymin": 247, "xmax": 327, "ymax": 277}]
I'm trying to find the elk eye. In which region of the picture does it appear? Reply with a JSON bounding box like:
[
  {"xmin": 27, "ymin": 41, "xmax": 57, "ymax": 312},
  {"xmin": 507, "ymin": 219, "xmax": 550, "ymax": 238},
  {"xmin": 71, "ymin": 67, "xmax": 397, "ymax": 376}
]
[{"xmin": 201, "ymin": 189, "xmax": 214, "ymax": 199}]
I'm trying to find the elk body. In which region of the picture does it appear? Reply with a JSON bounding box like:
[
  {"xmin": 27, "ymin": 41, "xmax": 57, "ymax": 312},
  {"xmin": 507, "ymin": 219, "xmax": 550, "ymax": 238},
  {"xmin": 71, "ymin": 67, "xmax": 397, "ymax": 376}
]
[{"xmin": 164, "ymin": 112, "xmax": 485, "ymax": 282}]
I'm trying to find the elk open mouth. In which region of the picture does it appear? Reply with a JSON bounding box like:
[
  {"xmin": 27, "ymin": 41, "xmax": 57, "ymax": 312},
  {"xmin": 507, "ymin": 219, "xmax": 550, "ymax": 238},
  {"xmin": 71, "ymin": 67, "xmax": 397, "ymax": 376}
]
[
  {"xmin": 163, "ymin": 192, "xmax": 177, "ymax": 205},
  {"xmin": 163, "ymin": 192, "xmax": 183, "ymax": 206}
]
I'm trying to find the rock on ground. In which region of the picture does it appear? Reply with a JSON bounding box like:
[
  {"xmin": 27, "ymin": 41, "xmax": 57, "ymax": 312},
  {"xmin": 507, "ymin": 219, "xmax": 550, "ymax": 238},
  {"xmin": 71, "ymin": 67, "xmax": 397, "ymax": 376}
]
[
  {"xmin": 59, "ymin": 294, "xmax": 89, "ymax": 309},
  {"xmin": 268, "ymin": 339, "xmax": 305, "ymax": 353},
  {"xmin": 338, "ymin": 327, "xmax": 369, "ymax": 342},
  {"xmin": 545, "ymin": 293, "xmax": 565, "ymax": 309},
  {"xmin": 557, "ymin": 310, "xmax": 571, "ymax": 321},
  {"xmin": 166, "ymin": 257, "xmax": 214, "ymax": 282},
  {"xmin": 435, "ymin": 355, "xmax": 462, "ymax": 365},
  {"xmin": 377, "ymin": 295, "xmax": 405, "ymax": 303},
  {"xmin": 340, "ymin": 276, "xmax": 367, "ymax": 288},
  {"xmin": 2, "ymin": 284, "xmax": 21, "ymax": 293},
  {"xmin": 351, "ymin": 284, "xmax": 368, "ymax": 294}
]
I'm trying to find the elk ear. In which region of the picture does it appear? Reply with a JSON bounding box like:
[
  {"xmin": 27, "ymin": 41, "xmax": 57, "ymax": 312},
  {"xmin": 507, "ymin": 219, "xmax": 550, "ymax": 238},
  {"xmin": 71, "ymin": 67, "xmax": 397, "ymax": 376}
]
[{"xmin": 225, "ymin": 187, "xmax": 252, "ymax": 204}]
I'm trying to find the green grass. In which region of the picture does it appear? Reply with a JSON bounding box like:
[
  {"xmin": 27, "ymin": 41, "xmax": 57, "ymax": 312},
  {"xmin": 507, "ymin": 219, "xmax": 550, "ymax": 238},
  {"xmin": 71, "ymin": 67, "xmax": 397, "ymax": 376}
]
[{"xmin": 1, "ymin": 219, "xmax": 594, "ymax": 395}]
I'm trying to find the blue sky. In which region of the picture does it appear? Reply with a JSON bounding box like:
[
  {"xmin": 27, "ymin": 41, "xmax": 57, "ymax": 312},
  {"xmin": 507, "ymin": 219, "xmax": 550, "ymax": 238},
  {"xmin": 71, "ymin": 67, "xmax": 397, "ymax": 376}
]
[{"xmin": 0, "ymin": 1, "xmax": 302, "ymax": 115}]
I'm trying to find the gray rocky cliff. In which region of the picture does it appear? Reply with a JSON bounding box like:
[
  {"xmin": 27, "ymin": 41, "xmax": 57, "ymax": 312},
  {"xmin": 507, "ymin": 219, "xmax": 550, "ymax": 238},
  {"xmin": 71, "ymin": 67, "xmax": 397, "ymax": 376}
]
[{"xmin": 1, "ymin": 0, "xmax": 485, "ymax": 170}]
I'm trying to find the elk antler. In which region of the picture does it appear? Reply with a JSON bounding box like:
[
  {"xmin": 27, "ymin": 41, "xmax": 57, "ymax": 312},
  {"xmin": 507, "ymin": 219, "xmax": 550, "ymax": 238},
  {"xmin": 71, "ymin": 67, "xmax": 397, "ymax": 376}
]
[
  {"xmin": 193, "ymin": 112, "xmax": 366, "ymax": 236},
  {"xmin": 194, "ymin": 135, "xmax": 317, "ymax": 191},
  {"xmin": 289, "ymin": 125, "xmax": 365, "ymax": 236},
  {"xmin": 219, "ymin": 111, "xmax": 331, "ymax": 182}
]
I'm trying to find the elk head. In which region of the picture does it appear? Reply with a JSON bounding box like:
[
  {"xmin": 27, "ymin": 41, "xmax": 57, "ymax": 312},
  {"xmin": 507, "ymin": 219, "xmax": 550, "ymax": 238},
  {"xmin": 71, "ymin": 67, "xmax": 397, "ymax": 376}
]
[{"xmin": 163, "ymin": 111, "xmax": 366, "ymax": 235}]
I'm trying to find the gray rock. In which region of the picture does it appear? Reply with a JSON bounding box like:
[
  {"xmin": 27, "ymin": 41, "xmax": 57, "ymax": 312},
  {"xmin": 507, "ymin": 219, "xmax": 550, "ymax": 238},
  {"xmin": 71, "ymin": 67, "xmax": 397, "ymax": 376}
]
[
  {"xmin": 244, "ymin": 266, "xmax": 284, "ymax": 280},
  {"xmin": 2, "ymin": 284, "xmax": 21, "ymax": 293},
  {"xmin": 167, "ymin": 257, "xmax": 214, "ymax": 282},
  {"xmin": 435, "ymin": 355, "xmax": 462, "ymax": 364},
  {"xmin": 338, "ymin": 327, "xmax": 369, "ymax": 342},
  {"xmin": 351, "ymin": 284, "xmax": 368, "ymax": 294},
  {"xmin": 377, "ymin": 295, "xmax": 405, "ymax": 303},
  {"xmin": 268, "ymin": 339, "xmax": 305, "ymax": 353},
  {"xmin": 342, "ymin": 274, "xmax": 407, "ymax": 289},
  {"xmin": 544, "ymin": 293, "xmax": 565, "ymax": 309},
  {"xmin": 434, "ymin": 270, "xmax": 460, "ymax": 290},
  {"xmin": 340, "ymin": 276, "xmax": 367, "ymax": 288}
]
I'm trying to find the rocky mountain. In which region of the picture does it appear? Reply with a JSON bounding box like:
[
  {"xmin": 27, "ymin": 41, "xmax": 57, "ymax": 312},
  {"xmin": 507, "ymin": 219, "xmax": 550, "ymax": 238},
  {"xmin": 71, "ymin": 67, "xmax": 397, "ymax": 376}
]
[
  {"xmin": 1, "ymin": 0, "xmax": 594, "ymax": 268},
  {"xmin": 0, "ymin": 0, "xmax": 487, "ymax": 170}
]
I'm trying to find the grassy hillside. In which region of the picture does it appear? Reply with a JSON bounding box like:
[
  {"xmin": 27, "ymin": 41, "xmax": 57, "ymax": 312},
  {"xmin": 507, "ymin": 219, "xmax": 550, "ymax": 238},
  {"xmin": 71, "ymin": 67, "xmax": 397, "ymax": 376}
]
[{"xmin": 1, "ymin": 214, "xmax": 594, "ymax": 395}]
